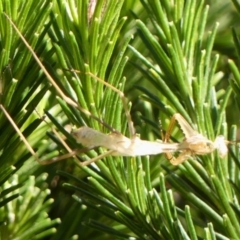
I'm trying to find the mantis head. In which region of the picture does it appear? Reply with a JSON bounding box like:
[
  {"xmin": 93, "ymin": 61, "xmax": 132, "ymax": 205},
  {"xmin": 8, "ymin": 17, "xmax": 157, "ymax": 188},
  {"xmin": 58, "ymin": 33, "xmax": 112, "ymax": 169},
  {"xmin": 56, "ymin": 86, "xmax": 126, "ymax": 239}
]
[{"xmin": 185, "ymin": 134, "xmax": 216, "ymax": 155}]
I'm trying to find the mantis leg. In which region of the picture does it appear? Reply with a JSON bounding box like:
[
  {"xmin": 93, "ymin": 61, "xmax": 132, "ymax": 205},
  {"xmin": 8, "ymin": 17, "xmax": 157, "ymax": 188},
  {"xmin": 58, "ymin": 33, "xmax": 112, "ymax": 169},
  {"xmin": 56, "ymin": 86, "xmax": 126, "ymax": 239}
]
[
  {"xmin": 4, "ymin": 13, "xmax": 116, "ymax": 131},
  {"xmin": 168, "ymin": 150, "xmax": 192, "ymax": 165},
  {"xmin": 163, "ymin": 113, "xmax": 194, "ymax": 165},
  {"xmin": 87, "ymin": 71, "xmax": 135, "ymax": 137},
  {"xmin": 80, "ymin": 150, "xmax": 116, "ymax": 166},
  {"xmin": 0, "ymin": 104, "xmax": 90, "ymax": 165},
  {"xmin": 70, "ymin": 70, "xmax": 136, "ymax": 138}
]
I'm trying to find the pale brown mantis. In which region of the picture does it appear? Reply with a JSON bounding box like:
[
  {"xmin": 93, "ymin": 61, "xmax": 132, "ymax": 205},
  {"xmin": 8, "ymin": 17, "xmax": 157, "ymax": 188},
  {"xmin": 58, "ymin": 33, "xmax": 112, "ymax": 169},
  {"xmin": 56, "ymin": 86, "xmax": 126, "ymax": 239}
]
[
  {"xmin": 0, "ymin": 13, "xmax": 233, "ymax": 167},
  {"xmin": 71, "ymin": 112, "xmax": 232, "ymax": 166}
]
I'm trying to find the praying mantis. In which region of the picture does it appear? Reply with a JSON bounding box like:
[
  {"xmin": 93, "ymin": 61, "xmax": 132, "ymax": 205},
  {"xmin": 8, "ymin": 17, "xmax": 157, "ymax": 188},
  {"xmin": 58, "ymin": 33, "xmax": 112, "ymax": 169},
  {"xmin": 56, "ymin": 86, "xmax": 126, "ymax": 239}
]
[
  {"xmin": 71, "ymin": 113, "xmax": 230, "ymax": 166},
  {"xmin": 0, "ymin": 14, "xmax": 233, "ymax": 167}
]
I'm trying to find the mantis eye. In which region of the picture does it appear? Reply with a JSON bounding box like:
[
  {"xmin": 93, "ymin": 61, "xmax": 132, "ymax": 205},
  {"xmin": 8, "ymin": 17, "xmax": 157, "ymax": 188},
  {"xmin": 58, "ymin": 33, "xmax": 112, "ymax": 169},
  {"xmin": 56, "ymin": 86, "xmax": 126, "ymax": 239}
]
[{"xmin": 206, "ymin": 142, "xmax": 214, "ymax": 149}]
